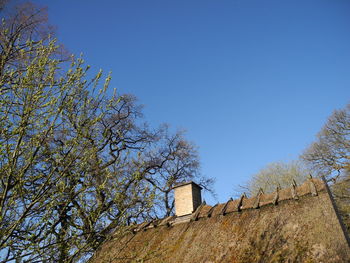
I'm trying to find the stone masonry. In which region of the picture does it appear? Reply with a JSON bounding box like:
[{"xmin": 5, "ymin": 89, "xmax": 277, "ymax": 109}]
[{"xmin": 174, "ymin": 181, "xmax": 202, "ymax": 217}]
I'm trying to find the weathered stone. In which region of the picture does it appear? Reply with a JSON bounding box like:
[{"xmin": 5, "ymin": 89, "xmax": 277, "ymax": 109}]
[{"xmin": 173, "ymin": 181, "xmax": 202, "ymax": 217}]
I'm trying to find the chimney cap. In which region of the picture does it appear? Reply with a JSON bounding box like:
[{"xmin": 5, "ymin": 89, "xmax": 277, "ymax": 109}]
[{"xmin": 173, "ymin": 181, "xmax": 203, "ymax": 190}]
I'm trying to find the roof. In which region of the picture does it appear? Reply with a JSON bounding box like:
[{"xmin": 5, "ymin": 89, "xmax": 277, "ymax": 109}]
[{"xmin": 89, "ymin": 178, "xmax": 350, "ymax": 263}]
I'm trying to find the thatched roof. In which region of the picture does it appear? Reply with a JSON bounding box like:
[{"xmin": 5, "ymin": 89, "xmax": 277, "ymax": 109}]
[{"xmin": 89, "ymin": 178, "xmax": 350, "ymax": 263}]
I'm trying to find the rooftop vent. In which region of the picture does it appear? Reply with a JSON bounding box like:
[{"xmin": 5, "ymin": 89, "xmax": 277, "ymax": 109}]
[{"xmin": 173, "ymin": 181, "xmax": 202, "ymax": 217}]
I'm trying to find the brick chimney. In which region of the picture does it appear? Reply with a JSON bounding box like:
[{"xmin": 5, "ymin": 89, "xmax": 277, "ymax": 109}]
[{"xmin": 173, "ymin": 181, "xmax": 202, "ymax": 217}]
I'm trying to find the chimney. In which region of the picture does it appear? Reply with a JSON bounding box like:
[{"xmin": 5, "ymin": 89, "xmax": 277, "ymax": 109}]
[{"xmin": 173, "ymin": 181, "xmax": 202, "ymax": 217}]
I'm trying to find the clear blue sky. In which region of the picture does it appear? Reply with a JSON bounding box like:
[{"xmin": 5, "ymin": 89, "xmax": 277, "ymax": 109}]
[{"xmin": 37, "ymin": 0, "xmax": 350, "ymax": 203}]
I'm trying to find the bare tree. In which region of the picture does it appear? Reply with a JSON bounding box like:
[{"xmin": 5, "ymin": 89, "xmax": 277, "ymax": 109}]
[
  {"xmin": 240, "ymin": 161, "xmax": 310, "ymax": 196},
  {"xmin": 141, "ymin": 128, "xmax": 214, "ymax": 217},
  {"xmin": 302, "ymin": 103, "xmax": 350, "ymax": 181}
]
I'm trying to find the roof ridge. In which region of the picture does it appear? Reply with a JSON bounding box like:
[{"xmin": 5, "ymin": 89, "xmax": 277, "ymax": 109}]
[{"xmin": 131, "ymin": 178, "xmax": 325, "ymax": 232}]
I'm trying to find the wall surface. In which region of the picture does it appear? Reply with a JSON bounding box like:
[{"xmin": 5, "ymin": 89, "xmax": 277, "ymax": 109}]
[
  {"xmin": 174, "ymin": 184, "xmax": 194, "ymax": 216},
  {"xmin": 191, "ymin": 184, "xmax": 202, "ymax": 213}
]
